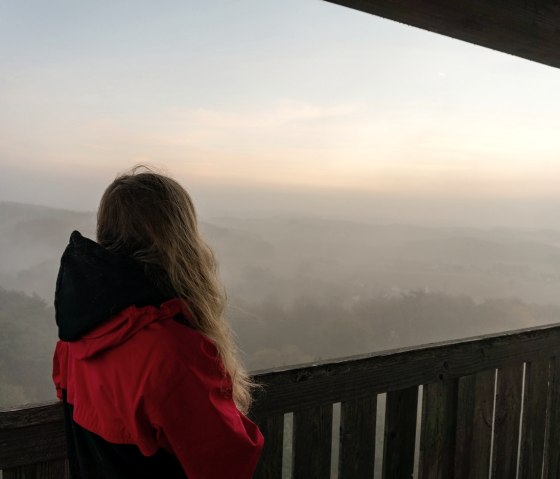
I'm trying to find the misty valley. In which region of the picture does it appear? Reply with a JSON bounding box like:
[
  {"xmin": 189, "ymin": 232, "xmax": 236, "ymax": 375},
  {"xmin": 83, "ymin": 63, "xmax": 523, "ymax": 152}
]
[{"xmin": 2, "ymin": 200, "xmax": 560, "ymax": 408}]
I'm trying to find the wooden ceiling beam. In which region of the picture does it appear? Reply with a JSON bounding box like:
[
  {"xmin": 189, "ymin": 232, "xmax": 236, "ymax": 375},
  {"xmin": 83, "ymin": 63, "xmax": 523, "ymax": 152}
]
[{"xmin": 324, "ymin": 0, "xmax": 560, "ymax": 69}]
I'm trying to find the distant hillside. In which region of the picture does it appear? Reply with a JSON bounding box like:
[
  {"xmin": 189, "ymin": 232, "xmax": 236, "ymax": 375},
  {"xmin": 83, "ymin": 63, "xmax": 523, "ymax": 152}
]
[
  {"xmin": 3, "ymin": 201, "xmax": 560, "ymax": 306},
  {"xmin": 2, "ymin": 202, "xmax": 560, "ymax": 407},
  {"xmin": 0, "ymin": 287, "xmax": 56, "ymax": 407}
]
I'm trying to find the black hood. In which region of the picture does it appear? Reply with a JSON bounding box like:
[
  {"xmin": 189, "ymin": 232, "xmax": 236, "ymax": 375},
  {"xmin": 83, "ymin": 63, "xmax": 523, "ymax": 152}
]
[{"xmin": 55, "ymin": 231, "xmax": 174, "ymax": 341}]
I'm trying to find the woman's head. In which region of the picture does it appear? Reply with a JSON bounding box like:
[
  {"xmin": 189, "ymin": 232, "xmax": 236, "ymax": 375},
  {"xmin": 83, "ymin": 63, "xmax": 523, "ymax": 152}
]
[
  {"xmin": 97, "ymin": 165, "xmax": 254, "ymax": 412},
  {"xmin": 97, "ymin": 166, "xmax": 199, "ymax": 266}
]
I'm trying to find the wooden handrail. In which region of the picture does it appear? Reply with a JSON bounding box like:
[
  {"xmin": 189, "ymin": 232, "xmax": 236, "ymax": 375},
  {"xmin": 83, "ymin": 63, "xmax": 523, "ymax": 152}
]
[{"xmin": 2, "ymin": 323, "xmax": 560, "ymax": 478}]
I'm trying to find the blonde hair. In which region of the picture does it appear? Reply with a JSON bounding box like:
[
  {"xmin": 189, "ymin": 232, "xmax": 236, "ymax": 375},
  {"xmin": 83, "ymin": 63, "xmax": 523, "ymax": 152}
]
[{"xmin": 96, "ymin": 165, "xmax": 255, "ymax": 413}]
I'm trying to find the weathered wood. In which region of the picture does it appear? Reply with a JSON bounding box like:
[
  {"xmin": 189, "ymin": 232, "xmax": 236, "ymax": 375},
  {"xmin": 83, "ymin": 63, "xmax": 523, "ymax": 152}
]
[
  {"xmin": 253, "ymin": 414, "xmax": 284, "ymax": 479},
  {"xmin": 0, "ymin": 403, "xmax": 63, "ymax": 430},
  {"xmin": 293, "ymin": 404, "xmax": 333, "ymax": 479},
  {"xmin": 2, "ymin": 324, "xmax": 560, "ymax": 477},
  {"xmin": 252, "ymin": 323, "xmax": 560, "ymax": 418},
  {"xmin": 382, "ymin": 386, "xmax": 418, "ymax": 479},
  {"xmin": 323, "ymin": 0, "xmax": 560, "ymax": 70},
  {"xmin": 519, "ymin": 358, "xmax": 551, "ymax": 478},
  {"xmin": 544, "ymin": 357, "xmax": 560, "ymax": 479},
  {"xmin": 339, "ymin": 395, "xmax": 377, "ymax": 479},
  {"xmin": 419, "ymin": 378, "xmax": 458, "ymax": 479},
  {"xmin": 3, "ymin": 459, "xmax": 69, "ymax": 479},
  {"xmin": 454, "ymin": 370, "xmax": 495, "ymax": 479},
  {"xmin": 0, "ymin": 405, "xmax": 67, "ymax": 470},
  {"xmin": 492, "ymin": 364, "xmax": 524, "ymax": 478}
]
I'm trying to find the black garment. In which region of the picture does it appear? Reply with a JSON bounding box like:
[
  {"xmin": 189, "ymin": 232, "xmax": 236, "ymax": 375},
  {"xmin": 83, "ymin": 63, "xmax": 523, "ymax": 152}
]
[
  {"xmin": 62, "ymin": 391, "xmax": 187, "ymax": 479},
  {"xmin": 55, "ymin": 230, "xmax": 174, "ymax": 341},
  {"xmin": 55, "ymin": 231, "xmax": 187, "ymax": 479}
]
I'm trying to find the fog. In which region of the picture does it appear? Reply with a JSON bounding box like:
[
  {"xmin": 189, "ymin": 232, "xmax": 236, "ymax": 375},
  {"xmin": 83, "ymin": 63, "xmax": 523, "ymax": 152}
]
[
  {"xmin": 1, "ymin": 0, "xmax": 560, "ymax": 419},
  {"xmin": 2, "ymin": 198, "xmax": 560, "ymax": 409}
]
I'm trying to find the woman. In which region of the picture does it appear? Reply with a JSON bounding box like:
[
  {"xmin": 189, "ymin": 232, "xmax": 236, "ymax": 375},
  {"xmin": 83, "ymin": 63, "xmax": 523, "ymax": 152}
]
[{"xmin": 52, "ymin": 166, "xmax": 264, "ymax": 478}]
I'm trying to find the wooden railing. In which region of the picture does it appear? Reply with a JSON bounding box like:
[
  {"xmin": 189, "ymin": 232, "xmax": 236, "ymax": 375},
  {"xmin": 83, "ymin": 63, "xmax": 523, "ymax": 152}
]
[{"xmin": 2, "ymin": 323, "xmax": 560, "ymax": 478}]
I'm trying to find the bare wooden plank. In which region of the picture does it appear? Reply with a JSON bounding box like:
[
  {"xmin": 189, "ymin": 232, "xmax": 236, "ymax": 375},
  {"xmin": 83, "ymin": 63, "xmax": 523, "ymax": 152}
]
[
  {"xmin": 0, "ymin": 402, "xmax": 63, "ymax": 429},
  {"xmin": 3, "ymin": 459, "xmax": 69, "ymax": 479},
  {"xmin": 253, "ymin": 414, "xmax": 284, "ymax": 479},
  {"xmin": 0, "ymin": 419, "xmax": 67, "ymax": 470},
  {"xmin": 419, "ymin": 378, "xmax": 458, "ymax": 479},
  {"xmin": 251, "ymin": 323, "xmax": 560, "ymax": 418},
  {"xmin": 293, "ymin": 404, "xmax": 333, "ymax": 479},
  {"xmin": 323, "ymin": 0, "xmax": 560, "ymax": 70},
  {"xmin": 492, "ymin": 364, "xmax": 524, "ymax": 478},
  {"xmin": 519, "ymin": 358, "xmax": 551, "ymax": 478},
  {"xmin": 339, "ymin": 395, "xmax": 377, "ymax": 479},
  {"xmin": 544, "ymin": 357, "xmax": 560, "ymax": 479},
  {"xmin": 454, "ymin": 370, "xmax": 495, "ymax": 479},
  {"xmin": 382, "ymin": 386, "xmax": 418, "ymax": 479}
]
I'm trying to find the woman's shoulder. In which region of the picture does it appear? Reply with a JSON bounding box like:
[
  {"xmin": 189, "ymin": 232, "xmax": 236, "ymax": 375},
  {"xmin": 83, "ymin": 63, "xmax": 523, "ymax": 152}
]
[{"xmin": 138, "ymin": 311, "xmax": 225, "ymax": 383}]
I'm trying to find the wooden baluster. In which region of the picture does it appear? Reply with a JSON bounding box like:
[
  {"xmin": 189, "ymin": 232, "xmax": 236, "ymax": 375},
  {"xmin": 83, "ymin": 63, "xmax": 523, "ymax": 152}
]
[
  {"xmin": 519, "ymin": 358, "xmax": 551, "ymax": 479},
  {"xmin": 382, "ymin": 387, "xmax": 418, "ymax": 479},
  {"xmin": 419, "ymin": 378, "xmax": 459, "ymax": 479},
  {"xmin": 492, "ymin": 364, "xmax": 523, "ymax": 478},
  {"xmin": 293, "ymin": 404, "xmax": 333, "ymax": 479},
  {"xmin": 454, "ymin": 369, "xmax": 495, "ymax": 479},
  {"xmin": 339, "ymin": 395, "xmax": 377, "ymax": 479},
  {"xmin": 253, "ymin": 414, "xmax": 284, "ymax": 479},
  {"xmin": 544, "ymin": 357, "xmax": 560, "ymax": 479}
]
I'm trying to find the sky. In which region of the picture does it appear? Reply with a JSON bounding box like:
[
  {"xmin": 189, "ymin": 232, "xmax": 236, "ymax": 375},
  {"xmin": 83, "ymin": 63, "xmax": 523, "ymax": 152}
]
[{"xmin": 1, "ymin": 0, "xmax": 560, "ymax": 227}]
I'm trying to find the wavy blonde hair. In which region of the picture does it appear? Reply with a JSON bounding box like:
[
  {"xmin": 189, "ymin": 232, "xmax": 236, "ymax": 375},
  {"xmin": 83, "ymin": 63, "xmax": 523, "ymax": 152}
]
[{"xmin": 96, "ymin": 165, "xmax": 255, "ymax": 413}]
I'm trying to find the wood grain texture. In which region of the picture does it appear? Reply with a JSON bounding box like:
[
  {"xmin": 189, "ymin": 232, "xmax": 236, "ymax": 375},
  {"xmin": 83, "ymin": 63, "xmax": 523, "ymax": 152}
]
[
  {"xmin": 454, "ymin": 370, "xmax": 495, "ymax": 479},
  {"xmin": 251, "ymin": 323, "xmax": 560, "ymax": 418},
  {"xmin": 3, "ymin": 459, "xmax": 69, "ymax": 479},
  {"xmin": 323, "ymin": 0, "xmax": 560, "ymax": 70},
  {"xmin": 253, "ymin": 414, "xmax": 284, "ymax": 479},
  {"xmin": 492, "ymin": 364, "xmax": 524, "ymax": 478},
  {"xmin": 382, "ymin": 386, "xmax": 418, "ymax": 479},
  {"xmin": 293, "ymin": 404, "xmax": 333, "ymax": 479},
  {"xmin": 339, "ymin": 395, "xmax": 377, "ymax": 479},
  {"xmin": 544, "ymin": 357, "xmax": 560, "ymax": 479},
  {"xmin": 0, "ymin": 405, "xmax": 67, "ymax": 469},
  {"xmin": 519, "ymin": 358, "xmax": 551, "ymax": 478},
  {"xmin": 3, "ymin": 324, "xmax": 560, "ymax": 476},
  {"xmin": 419, "ymin": 379, "xmax": 459, "ymax": 479}
]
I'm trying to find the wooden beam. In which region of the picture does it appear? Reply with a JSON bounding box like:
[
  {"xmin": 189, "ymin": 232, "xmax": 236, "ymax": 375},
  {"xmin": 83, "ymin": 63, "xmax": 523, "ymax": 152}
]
[
  {"xmin": 251, "ymin": 322, "xmax": 560, "ymax": 418},
  {"xmin": 323, "ymin": 0, "xmax": 560, "ymax": 70}
]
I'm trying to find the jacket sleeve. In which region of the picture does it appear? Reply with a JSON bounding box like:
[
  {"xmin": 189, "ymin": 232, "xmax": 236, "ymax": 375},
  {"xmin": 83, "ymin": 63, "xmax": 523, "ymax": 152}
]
[
  {"xmin": 145, "ymin": 333, "xmax": 264, "ymax": 479},
  {"xmin": 52, "ymin": 340, "xmax": 68, "ymax": 400}
]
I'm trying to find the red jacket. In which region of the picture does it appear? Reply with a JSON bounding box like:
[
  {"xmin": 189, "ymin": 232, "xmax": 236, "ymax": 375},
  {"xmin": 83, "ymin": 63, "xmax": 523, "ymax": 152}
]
[{"xmin": 52, "ymin": 231, "xmax": 263, "ymax": 478}]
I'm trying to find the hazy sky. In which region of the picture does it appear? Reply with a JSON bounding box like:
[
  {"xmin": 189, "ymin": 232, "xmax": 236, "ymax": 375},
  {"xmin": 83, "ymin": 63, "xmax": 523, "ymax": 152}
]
[{"xmin": 1, "ymin": 0, "xmax": 560, "ymax": 226}]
